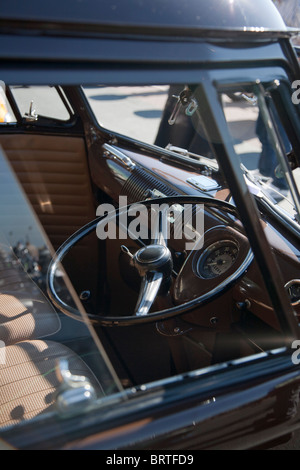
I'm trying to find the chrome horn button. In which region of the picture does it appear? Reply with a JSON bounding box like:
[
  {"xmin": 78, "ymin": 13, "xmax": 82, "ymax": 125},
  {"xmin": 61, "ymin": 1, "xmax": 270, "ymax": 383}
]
[{"xmin": 134, "ymin": 244, "xmax": 173, "ymax": 276}]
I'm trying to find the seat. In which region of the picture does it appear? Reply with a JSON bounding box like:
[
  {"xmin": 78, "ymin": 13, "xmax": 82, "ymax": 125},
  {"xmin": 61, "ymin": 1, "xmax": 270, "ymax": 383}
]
[
  {"xmin": 0, "ymin": 244, "xmax": 61, "ymax": 346},
  {"xmin": 0, "ymin": 339, "xmax": 101, "ymax": 428},
  {"xmin": 0, "ymin": 251, "xmax": 102, "ymax": 430},
  {"xmin": 0, "ymin": 292, "xmax": 61, "ymax": 346}
]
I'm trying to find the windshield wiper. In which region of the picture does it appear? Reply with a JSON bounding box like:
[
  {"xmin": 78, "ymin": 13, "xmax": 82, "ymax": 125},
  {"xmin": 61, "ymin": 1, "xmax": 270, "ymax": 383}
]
[
  {"xmin": 165, "ymin": 144, "xmax": 219, "ymax": 173},
  {"xmin": 241, "ymin": 163, "xmax": 290, "ymax": 204},
  {"xmin": 241, "ymin": 164, "xmax": 300, "ymax": 233}
]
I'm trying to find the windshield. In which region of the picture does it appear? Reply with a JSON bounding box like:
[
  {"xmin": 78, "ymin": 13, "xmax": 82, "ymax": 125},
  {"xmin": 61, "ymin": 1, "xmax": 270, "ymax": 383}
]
[{"xmin": 220, "ymin": 84, "xmax": 300, "ymax": 228}]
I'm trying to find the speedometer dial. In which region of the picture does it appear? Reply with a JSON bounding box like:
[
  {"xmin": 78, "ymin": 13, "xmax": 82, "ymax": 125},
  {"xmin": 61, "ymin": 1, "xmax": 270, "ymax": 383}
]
[{"xmin": 196, "ymin": 240, "xmax": 239, "ymax": 279}]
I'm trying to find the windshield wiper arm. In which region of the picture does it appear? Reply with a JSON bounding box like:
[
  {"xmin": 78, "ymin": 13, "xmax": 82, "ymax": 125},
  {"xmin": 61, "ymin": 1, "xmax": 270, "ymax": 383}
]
[{"xmin": 165, "ymin": 144, "xmax": 218, "ymax": 173}]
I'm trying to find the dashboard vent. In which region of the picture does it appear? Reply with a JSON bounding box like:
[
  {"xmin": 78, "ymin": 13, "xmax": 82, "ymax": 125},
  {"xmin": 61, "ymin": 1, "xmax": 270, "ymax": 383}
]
[{"xmin": 121, "ymin": 167, "xmax": 178, "ymax": 203}]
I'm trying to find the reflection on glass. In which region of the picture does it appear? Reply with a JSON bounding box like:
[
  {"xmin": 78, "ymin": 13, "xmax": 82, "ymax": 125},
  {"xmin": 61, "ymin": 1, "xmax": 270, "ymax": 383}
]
[{"xmin": 0, "ymin": 146, "xmax": 122, "ymax": 432}]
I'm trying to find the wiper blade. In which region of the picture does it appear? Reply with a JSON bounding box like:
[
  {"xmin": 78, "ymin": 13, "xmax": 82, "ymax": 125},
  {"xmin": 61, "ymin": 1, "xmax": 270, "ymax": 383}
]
[
  {"xmin": 165, "ymin": 144, "xmax": 219, "ymax": 172},
  {"xmin": 242, "ymin": 164, "xmax": 299, "ymax": 225},
  {"xmin": 241, "ymin": 163, "xmax": 268, "ymax": 197}
]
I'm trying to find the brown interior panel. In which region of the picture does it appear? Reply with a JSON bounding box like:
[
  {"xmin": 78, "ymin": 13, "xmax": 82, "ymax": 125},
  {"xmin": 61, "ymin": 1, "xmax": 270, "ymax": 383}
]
[
  {"xmin": 0, "ymin": 134, "xmax": 96, "ymax": 246},
  {"xmin": 0, "ymin": 134, "xmax": 100, "ymax": 309}
]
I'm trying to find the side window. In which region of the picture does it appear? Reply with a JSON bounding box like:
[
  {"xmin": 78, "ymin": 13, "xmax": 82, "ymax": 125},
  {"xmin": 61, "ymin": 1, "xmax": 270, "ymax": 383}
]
[
  {"xmin": 83, "ymin": 85, "xmax": 169, "ymax": 145},
  {"xmin": 10, "ymin": 85, "xmax": 72, "ymax": 122}
]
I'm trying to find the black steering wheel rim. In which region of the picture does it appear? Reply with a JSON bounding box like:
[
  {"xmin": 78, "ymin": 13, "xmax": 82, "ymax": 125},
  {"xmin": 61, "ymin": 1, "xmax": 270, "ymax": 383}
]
[{"xmin": 47, "ymin": 196, "xmax": 253, "ymax": 326}]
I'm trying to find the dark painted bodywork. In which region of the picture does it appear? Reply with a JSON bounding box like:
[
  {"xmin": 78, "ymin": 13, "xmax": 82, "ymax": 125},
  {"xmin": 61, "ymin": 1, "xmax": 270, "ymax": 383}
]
[
  {"xmin": 2, "ymin": 350, "xmax": 300, "ymax": 450},
  {"xmin": 0, "ymin": 0, "xmax": 288, "ymax": 32}
]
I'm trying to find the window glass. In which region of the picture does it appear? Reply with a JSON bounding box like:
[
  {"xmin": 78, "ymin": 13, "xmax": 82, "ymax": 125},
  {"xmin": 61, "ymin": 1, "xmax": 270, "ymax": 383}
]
[
  {"xmin": 220, "ymin": 87, "xmax": 300, "ymax": 226},
  {"xmin": 0, "ymin": 146, "xmax": 122, "ymax": 433},
  {"xmin": 83, "ymin": 85, "xmax": 169, "ymax": 144},
  {"xmin": 10, "ymin": 86, "xmax": 71, "ymax": 121}
]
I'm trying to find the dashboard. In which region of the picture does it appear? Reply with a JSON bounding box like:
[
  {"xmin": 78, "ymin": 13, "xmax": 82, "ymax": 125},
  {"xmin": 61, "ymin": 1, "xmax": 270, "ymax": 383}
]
[{"xmin": 89, "ymin": 143, "xmax": 300, "ymax": 330}]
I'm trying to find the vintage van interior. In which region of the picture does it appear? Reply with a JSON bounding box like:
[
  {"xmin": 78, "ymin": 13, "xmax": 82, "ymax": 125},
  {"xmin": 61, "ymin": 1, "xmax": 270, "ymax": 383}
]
[{"xmin": 0, "ymin": 73, "xmax": 299, "ymax": 436}]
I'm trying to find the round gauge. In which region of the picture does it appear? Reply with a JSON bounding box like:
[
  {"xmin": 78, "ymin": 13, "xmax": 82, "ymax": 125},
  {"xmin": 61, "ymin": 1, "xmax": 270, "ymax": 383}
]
[
  {"xmin": 285, "ymin": 280, "xmax": 300, "ymax": 305},
  {"xmin": 196, "ymin": 240, "xmax": 239, "ymax": 279}
]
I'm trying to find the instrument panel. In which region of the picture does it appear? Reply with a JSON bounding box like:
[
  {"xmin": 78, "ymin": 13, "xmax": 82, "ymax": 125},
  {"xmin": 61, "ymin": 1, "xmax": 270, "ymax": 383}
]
[{"xmin": 195, "ymin": 239, "xmax": 239, "ymax": 279}]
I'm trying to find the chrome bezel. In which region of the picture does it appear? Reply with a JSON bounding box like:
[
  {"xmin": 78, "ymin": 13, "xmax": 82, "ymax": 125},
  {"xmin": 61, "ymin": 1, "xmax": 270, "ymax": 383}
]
[
  {"xmin": 284, "ymin": 279, "xmax": 300, "ymax": 306},
  {"xmin": 195, "ymin": 239, "xmax": 239, "ymax": 279}
]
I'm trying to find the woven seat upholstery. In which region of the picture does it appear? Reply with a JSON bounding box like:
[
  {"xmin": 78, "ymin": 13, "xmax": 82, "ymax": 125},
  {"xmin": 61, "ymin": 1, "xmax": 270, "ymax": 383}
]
[
  {"xmin": 0, "ymin": 339, "xmax": 101, "ymax": 428},
  {"xmin": 0, "ymin": 292, "xmax": 61, "ymax": 346},
  {"xmin": 0, "ymin": 246, "xmax": 61, "ymax": 346}
]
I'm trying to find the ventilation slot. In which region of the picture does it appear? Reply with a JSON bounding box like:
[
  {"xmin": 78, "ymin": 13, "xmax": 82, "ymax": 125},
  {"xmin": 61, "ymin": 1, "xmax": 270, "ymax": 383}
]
[{"xmin": 121, "ymin": 167, "xmax": 179, "ymax": 203}]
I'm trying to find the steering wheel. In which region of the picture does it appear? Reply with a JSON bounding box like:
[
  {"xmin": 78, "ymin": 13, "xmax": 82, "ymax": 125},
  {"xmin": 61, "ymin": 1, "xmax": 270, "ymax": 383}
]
[{"xmin": 47, "ymin": 196, "xmax": 253, "ymax": 326}]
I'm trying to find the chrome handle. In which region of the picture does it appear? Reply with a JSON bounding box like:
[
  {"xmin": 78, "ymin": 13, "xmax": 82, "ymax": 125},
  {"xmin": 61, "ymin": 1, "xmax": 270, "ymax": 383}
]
[
  {"xmin": 103, "ymin": 143, "xmax": 136, "ymax": 169},
  {"xmin": 54, "ymin": 357, "xmax": 97, "ymax": 415}
]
